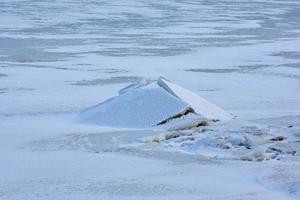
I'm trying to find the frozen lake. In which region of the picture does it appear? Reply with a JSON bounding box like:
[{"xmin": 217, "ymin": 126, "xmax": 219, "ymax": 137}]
[
  {"xmin": 0, "ymin": 0, "xmax": 300, "ymax": 199},
  {"xmin": 0, "ymin": 0, "xmax": 300, "ymax": 118}
]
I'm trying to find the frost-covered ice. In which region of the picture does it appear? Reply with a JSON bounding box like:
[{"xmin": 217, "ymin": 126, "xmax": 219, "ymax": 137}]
[
  {"xmin": 80, "ymin": 78, "xmax": 232, "ymax": 128},
  {"xmin": 1, "ymin": 0, "xmax": 300, "ymax": 199}
]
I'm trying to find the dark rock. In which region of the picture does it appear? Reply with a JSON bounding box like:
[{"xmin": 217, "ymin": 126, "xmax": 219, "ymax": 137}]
[{"xmin": 270, "ymin": 136, "xmax": 286, "ymax": 141}]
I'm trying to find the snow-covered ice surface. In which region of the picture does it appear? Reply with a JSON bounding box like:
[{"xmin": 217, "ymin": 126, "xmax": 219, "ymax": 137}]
[{"xmin": 1, "ymin": 0, "xmax": 300, "ymax": 199}]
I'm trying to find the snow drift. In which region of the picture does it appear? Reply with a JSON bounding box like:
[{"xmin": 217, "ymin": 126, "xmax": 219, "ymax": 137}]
[{"xmin": 79, "ymin": 78, "xmax": 232, "ymax": 129}]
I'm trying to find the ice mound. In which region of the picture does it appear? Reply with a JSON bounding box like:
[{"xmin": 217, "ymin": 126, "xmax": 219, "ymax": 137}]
[{"xmin": 79, "ymin": 78, "xmax": 232, "ymax": 129}]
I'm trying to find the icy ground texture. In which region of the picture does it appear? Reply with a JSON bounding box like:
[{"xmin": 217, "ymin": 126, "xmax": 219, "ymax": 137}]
[
  {"xmin": 142, "ymin": 120, "xmax": 300, "ymax": 161},
  {"xmin": 1, "ymin": 0, "xmax": 300, "ymax": 199},
  {"xmin": 80, "ymin": 78, "xmax": 232, "ymax": 128}
]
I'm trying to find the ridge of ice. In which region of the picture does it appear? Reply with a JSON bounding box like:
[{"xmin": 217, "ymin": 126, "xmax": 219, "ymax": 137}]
[
  {"xmin": 158, "ymin": 78, "xmax": 233, "ymax": 121},
  {"xmin": 79, "ymin": 78, "xmax": 232, "ymax": 128}
]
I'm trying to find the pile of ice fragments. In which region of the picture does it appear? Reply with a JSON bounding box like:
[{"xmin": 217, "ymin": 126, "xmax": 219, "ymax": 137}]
[
  {"xmin": 142, "ymin": 124, "xmax": 300, "ymax": 161},
  {"xmin": 79, "ymin": 78, "xmax": 233, "ymax": 130}
]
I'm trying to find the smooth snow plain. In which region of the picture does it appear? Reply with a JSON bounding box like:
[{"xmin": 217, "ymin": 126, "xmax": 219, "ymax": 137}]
[{"xmin": 0, "ymin": 0, "xmax": 300, "ymax": 199}]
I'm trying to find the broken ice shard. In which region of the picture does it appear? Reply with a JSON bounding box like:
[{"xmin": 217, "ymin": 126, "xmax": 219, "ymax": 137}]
[{"xmin": 79, "ymin": 78, "xmax": 233, "ymax": 129}]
